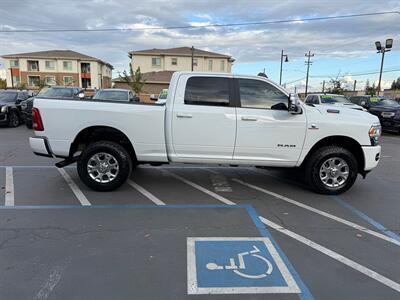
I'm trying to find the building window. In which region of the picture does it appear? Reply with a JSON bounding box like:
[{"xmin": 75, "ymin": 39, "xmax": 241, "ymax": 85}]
[
  {"xmin": 12, "ymin": 76, "xmax": 20, "ymax": 86},
  {"xmin": 64, "ymin": 76, "xmax": 73, "ymax": 86},
  {"xmin": 28, "ymin": 75, "xmax": 40, "ymax": 87},
  {"xmin": 81, "ymin": 62, "xmax": 91, "ymax": 73},
  {"xmin": 220, "ymin": 60, "xmax": 225, "ymax": 71},
  {"xmin": 171, "ymin": 58, "xmax": 177, "ymax": 66},
  {"xmin": 10, "ymin": 60, "xmax": 19, "ymax": 68},
  {"xmin": 27, "ymin": 60, "xmax": 39, "ymax": 71},
  {"xmin": 45, "ymin": 61, "xmax": 55, "ymax": 70},
  {"xmin": 45, "ymin": 76, "xmax": 56, "ymax": 86},
  {"xmin": 152, "ymin": 57, "xmax": 161, "ymax": 67},
  {"xmin": 193, "ymin": 58, "xmax": 198, "ymax": 67},
  {"xmin": 63, "ymin": 61, "xmax": 73, "ymax": 71},
  {"xmin": 208, "ymin": 60, "xmax": 213, "ymax": 71}
]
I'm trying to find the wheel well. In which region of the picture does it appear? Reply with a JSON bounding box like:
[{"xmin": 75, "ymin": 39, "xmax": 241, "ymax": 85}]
[
  {"xmin": 70, "ymin": 126, "xmax": 137, "ymax": 162},
  {"xmin": 302, "ymin": 136, "xmax": 365, "ymax": 172}
]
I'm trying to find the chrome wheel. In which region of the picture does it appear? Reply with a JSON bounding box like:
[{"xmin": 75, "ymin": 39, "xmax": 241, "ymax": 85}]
[
  {"xmin": 319, "ymin": 157, "xmax": 349, "ymax": 188},
  {"xmin": 87, "ymin": 152, "xmax": 119, "ymax": 183}
]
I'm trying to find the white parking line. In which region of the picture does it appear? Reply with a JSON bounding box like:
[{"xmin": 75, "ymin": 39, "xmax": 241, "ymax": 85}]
[
  {"xmin": 260, "ymin": 216, "xmax": 400, "ymax": 293},
  {"xmin": 164, "ymin": 170, "xmax": 400, "ymax": 293},
  {"xmin": 127, "ymin": 180, "xmax": 165, "ymax": 205},
  {"xmin": 233, "ymin": 178, "xmax": 400, "ymax": 247},
  {"xmin": 163, "ymin": 170, "xmax": 235, "ymax": 205},
  {"xmin": 57, "ymin": 168, "xmax": 91, "ymax": 206},
  {"xmin": 5, "ymin": 167, "xmax": 14, "ymax": 206}
]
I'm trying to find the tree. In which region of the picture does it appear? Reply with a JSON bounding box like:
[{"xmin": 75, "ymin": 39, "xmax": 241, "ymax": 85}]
[
  {"xmin": 326, "ymin": 76, "xmax": 346, "ymax": 94},
  {"xmin": 365, "ymin": 80, "xmax": 377, "ymax": 96},
  {"xmin": 0, "ymin": 78, "xmax": 6, "ymax": 89},
  {"xmin": 118, "ymin": 64, "xmax": 145, "ymax": 94}
]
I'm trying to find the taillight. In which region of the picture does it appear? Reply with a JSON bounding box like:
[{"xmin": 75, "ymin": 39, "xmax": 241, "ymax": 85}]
[{"xmin": 32, "ymin": 107, "xmax": 44, "ymax": 131}]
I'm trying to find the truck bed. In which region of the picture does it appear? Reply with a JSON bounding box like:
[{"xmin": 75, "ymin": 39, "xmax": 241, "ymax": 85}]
[{"xmin": 33, "ymin": 98, "xmax": 168, "ymax": 162}]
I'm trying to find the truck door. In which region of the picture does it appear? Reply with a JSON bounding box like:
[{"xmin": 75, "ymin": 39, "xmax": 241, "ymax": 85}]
[
  {"xmin": 233, "ymin": 78, "xmax": 307, "ymax": 165},
  {"xmin": 171, "ymin": 75, "xmax": 236, "ymax": 160}
]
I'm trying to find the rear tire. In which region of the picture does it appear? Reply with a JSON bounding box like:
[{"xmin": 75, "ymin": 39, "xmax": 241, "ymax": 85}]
[
  {"xmin": 8, "ymin": 111, "xmax": 20, "ymax": 128},
  {"xmin": 305, "ymin": 146, "xmax": 358, "ymax": 195},
  {"xmin": 77, "ymin": 141, "xmax": 133, "ymax": 191}
]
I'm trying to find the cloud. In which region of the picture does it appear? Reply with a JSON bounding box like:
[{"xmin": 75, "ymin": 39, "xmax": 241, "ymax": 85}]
[{"xmin": 0, "ymin": 0, "xmax": 399, "ymax": 76}]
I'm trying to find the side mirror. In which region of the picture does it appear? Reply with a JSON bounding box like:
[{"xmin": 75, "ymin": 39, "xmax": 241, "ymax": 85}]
[
  {"xmin": 150, "ymin": 94, "xmax": 158, "ymax": 101},
  {"xmin": 288, "ymin": 93, "xmax": 302, "ymax": 114},
  {"xmin": 78, "ymin": 92, "xmax": 85, "ymax": 99}
]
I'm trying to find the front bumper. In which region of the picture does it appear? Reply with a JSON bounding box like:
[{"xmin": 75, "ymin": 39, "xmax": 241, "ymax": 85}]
[
  {"xmin": 379, "ymin": 117, "xmax": 400, "ymax": 132},
  {"xmin": 362, "ymin": 145, "xmax": 381, "ymax": 171},
  {"xmin": 29, "ymin": 137, "xmax": 53, "ymax": 158}
]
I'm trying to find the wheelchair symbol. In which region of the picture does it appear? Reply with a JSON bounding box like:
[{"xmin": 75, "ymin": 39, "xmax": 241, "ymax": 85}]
[{"xmin": 206, "ymin": 245, "xmax": 273, "ymax": 279}]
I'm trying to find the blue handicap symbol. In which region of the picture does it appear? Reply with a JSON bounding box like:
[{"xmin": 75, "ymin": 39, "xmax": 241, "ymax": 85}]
[{"xmin": 194, "ymin": 239, "xmax": 289, "ymax": 288}]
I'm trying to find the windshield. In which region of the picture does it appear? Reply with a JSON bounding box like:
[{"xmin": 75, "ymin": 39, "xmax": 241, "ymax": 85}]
[
  {"xmin": 38, "ymin": 87, "xmax": 73, "ymax": 98},
  {"xmin": 370, "ymin": 98, "xmax": 399, "ymax": 107},
  {"xmin": 0, "ymin": 92, "xmax": 17, "ymax": 103},
  {"xmin": 93, "ymin": 90, "xmax": 128, "ymax": 101},
  {"xmin": 159, "ymin": 89, "xmax": 168, "ymax": 100},
  {"xmin": 320, "ymin": 95, "xmax": 350, "ymax": 104}
]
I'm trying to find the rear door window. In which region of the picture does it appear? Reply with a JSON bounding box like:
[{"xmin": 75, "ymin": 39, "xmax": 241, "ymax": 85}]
[{"xmin": 184, "ymin": 77, "xmax": 230, "ymax": 106}]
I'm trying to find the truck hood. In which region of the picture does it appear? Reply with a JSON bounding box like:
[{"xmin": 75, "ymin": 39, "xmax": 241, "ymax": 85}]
[{"xmin": 305, "ymin": 104, "xmax": 380, "ymax": 125}]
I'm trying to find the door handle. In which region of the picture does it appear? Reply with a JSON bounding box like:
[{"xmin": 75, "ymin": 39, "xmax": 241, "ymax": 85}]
[
  {"xmin": 241, "ymin": 116, "xmax": 257, "ymax": 121},
  {"xmin": 176, "ymin": 113, "xmax": 193, "ymax": 118}
]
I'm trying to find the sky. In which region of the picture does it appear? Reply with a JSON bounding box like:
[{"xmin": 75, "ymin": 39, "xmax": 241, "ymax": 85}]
[{"xmin": 0, "ymin": 0, "xmax": 399, "ymax": 92}]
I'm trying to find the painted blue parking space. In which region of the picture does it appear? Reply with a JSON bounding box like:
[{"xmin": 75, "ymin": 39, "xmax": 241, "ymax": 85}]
[{"xmin": 187, "ymin": 237, "xmax": 300, "ymax": 294}]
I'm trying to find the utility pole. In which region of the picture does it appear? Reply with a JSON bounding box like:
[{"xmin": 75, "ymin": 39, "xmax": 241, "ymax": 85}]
[
  {"xmin": 353, "ymin": 80, "xmax": 357, "ymax": 92},
  {"xmin": 191, "ymin": 46, "xmax": 194, "ymax": 71},
  {"xmin": 322, "ymin": 80, "xmax": 325, "ymax": 93},
  {"xmin": 279, "ymin": 50, "xmax": 288, "ymax": 85},
  {"xmin": 304, "ymin": 51, "xmax": 314, "ymax": 96}
]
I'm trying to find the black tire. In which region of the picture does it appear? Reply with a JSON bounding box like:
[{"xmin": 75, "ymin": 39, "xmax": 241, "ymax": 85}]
[
  {"xmin": 25, "ymin": 120, "xmax": 33, "ymax": 129},
  {"xmin": 305, "ymin": 146, "xmax": 358, "ymax": 195},
  {"xmin": 8, "ymin": 111, "xmax": 20, "ymax": 128},
  {"xmin": 77, "ymin": 141, "xmax": 133, "ymax": 191}
]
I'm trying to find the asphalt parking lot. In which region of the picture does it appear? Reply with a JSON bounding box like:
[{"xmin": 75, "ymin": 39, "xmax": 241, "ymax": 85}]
[{"xmin": 1, "ymin": 126, "xmax": 399, "ymax": 300}]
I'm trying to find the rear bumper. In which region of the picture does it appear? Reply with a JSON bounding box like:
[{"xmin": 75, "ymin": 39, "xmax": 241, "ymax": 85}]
[
  {"xmin": 362, "ymin": 145, "xmax": 381, "ymax": 171},
  {"xmin": 29, "ymin": 137, "xmax": 53, "ymax": 158}
]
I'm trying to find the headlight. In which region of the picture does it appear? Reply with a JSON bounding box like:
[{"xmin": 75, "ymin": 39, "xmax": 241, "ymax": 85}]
[
  {"xmin": 0, "ymin": 106, "xmax": 8, "ymax": 113},
  {"xmin": 369, "ymin": 124, "xmax": 381, "ymax": 145}
]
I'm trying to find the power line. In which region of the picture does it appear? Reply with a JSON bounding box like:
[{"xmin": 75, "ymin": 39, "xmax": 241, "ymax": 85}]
[
  {"xmin": 310, "ymin": 68, "xmax": 400, "ymax": 78},
  {"xmin": 0, "ymin": 11, "xmax": 399, "ymax": 33}
]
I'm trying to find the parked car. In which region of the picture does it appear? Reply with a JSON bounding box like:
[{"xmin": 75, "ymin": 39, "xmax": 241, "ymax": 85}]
[
  {"xmin": 21, "ymin": 86, "xmax": 84, "ymax": 129},
  {"xmin": 305, "ymin": 93, "xmax": 366, "ymax": 111},
  {"xmin": 0, "ymin": 90, "xmax": 31, "ymax": 127},
  {"xmin": 155, "ymin": 89, "xmax": 168, "ymax": 104},
  {"xmin": 349, "ymin": 95, "xmax": 385, "ymax": 109},
  {"xmin": 29, "ymin": 72, "xmax": 381, "ymax": 195},
  {"xmin": 365, "ymin": 99, "xmax": 400, "ymax": 133},
  {"xmin": 92, "ymin": 89, "xmax": 139, "ymax": 102}
]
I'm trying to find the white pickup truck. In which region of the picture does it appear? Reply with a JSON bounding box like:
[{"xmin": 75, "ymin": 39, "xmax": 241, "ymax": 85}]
[{"xmin": 30, "ymin": 72, "xmax": 381, "ymax": 194}]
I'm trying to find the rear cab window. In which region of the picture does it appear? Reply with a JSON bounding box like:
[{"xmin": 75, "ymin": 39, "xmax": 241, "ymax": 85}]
[{"xmin": 184, "ymin": 77, "xmax": 231, "ymax": 106}]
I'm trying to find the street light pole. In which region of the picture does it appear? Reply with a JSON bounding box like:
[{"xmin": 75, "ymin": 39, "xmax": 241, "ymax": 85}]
[
  {"xmin": 279, "ymin": 50, "xmax": 288, "ymax": 85},
  {"xmin": 375, "ymin": 38, "xmax": 393, "ymax": 96},
  {"xmin": 191, "ymin": 46, "xmax": 194, "ymax": 71}
]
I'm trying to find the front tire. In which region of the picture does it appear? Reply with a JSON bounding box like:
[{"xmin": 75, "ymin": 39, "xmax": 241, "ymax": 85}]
[
  {"xmin": 8, "ymin": 111, "xmax": 20, "ymax": 127},
  {"xmin": 77, "ymin": 141, "xmax": 132, "ymax": 191},
  {"xmin": 305, "ymin": 146, "xmax": 358, "ymax": 195}
]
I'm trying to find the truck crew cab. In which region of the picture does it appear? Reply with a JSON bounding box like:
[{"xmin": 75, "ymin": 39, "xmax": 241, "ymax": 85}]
[{"xmin": 29, "ymin": 72, "xmax": 381, "ymax": 195}]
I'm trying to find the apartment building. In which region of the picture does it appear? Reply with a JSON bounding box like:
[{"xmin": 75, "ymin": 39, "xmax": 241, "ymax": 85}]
[
  {"xmin": 128, "ymin": 47, "xmax": 234, "ymax": 73},
  {"xmin": 2, "ymin": 50, "xmax": 113, "ymax": 89}
]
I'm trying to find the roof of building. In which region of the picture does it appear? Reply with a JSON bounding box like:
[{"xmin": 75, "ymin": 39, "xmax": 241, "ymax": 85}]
[
  {"xmin": 2, "ymin": 50, "xmax": 113, "ymax": 68},
  {"xmin": 128, "ymin": 47, "xmax": 234, "ymax": 61},
  {"xmin": 113, "ymin": 71, "xmax": 175, "ymax": 84}
]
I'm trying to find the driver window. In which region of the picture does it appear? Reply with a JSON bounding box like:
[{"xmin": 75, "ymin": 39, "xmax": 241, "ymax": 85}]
[{"xmin": 239, "ymin": 79, "xmax": 287, "ymax": 109}]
